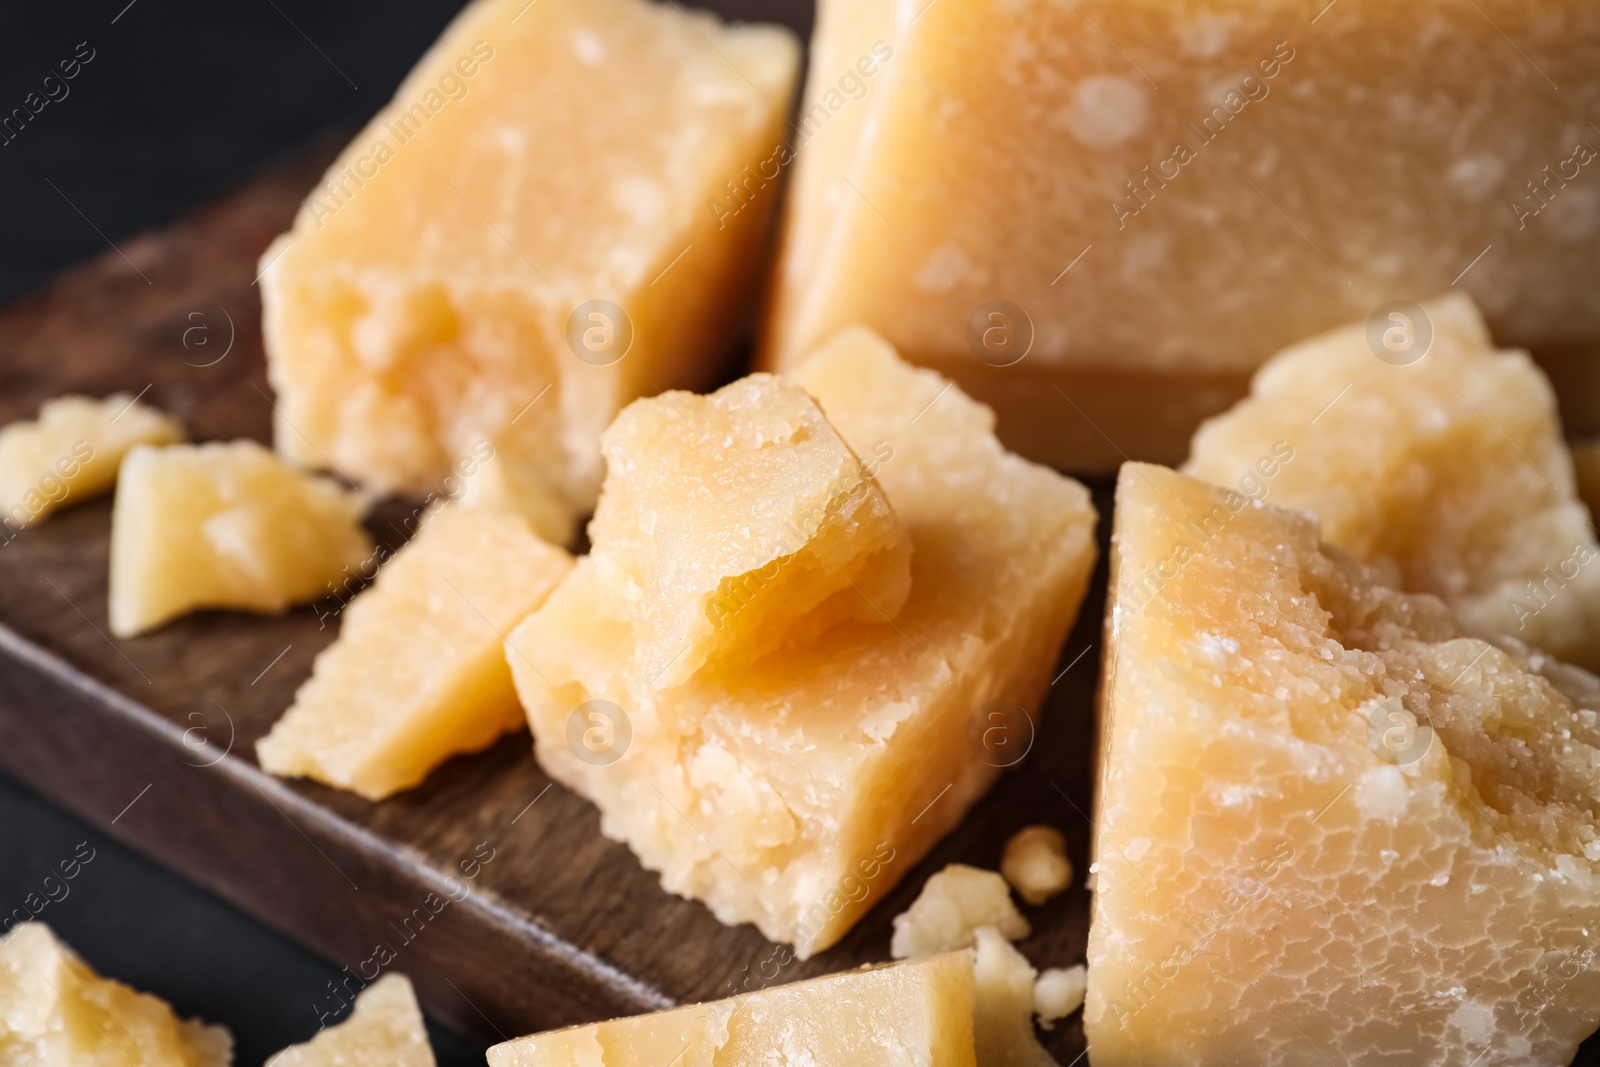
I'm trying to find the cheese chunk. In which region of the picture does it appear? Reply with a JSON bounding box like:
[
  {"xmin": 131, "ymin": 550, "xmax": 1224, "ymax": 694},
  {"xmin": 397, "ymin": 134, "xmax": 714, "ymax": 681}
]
[
  {"xmin": 109, "ymin": 441, "xmax": 372, "ymax": 637},
  {"xmin": 1032, "ymin": 966, "xmax": 1086, "ymax": 1030},
  {"xmin": 762, "ymin": 0, "xmax": 1600, "ymax": 468},
  {"xmin": 266, "ymin": 974, "xmax": 434, "ymax": 1067},
  {"xmin": 0, "ymin": 923, "xmax": 230, "ymax": 1066},
  {"xmin": 588, "ymin": 372, "xmax": 911, "ymax": 689},
  {"xmin": 258, "ymin": 506, "xmax": 572, "ymax": 799},
  {"xmin": 260, "ymin": 0, "xmax": 799, "ymax": 540},
  {"xmin": 971, "ymin": 927, "xmax": 1054, "ymax": 1067},
  {"xmin": 1000, "ymin": 826, "xmax": 1072, "ymax": 906},
  {"xmin": 487, "ymin": 952, "xmax": 977, "ymax": 1067},
  {"xmin": 1184, "ymin": 293, "xmax": 1600, "ymax": 670},
  {"xmin": 891, "ymin": 864, "xmax": 1030, "ymax": 960},
  {"xmin": 0, "ymin": 394, "xmax": 181, "ymax": 533},
  {"xmin": 1086, "ymin": 464, "xmax": 1600, "ymax": 1065},
  {"xmin": 506, "ymin": 329, "xmax": 1096, "ymax": 955}
]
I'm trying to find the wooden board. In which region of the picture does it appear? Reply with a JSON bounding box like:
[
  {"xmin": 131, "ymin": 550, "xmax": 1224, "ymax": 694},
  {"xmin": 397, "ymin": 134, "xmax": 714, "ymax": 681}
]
[{"xmin": 0, "ymin": 137, "xmax": 1105, "ymax": 1059}]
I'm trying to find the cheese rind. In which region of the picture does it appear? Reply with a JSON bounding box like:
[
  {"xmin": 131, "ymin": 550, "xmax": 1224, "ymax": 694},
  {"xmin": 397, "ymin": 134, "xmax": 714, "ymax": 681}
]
[
  {"xmin": 265, "ymin": 974, "xmax": 434, "ymax": 1067},
  {"xmin": 1087, "ymin": 464, "xmax": 1600, "ymax": 1065},
  {"xmin": 588, "ymin": 372, "xmax": 911, "ymax": 689},
  {"xmin": 0, "ymin": 923, "xmax": 231, "ymax": 1066},
  {"xmin": 1184, "ymin": 293, "xmax": 1600, "ymax": 670},
  {"xmin": 763, "ymin": 0, "xmax": 1600, "ymax": 468},
  {"xmin": 257, "ymin": 506, "xmax": 572, "ymax": 799},
  {"xmin": 108, "ymin": 440, "xmax": 372, "ymax": 637},
  {"xmin": 0, "ymin": 394, "xmax": 181, "ymax": 532},
  {"xmin": 487, "ymin": 952, "xmax": 977, "ymax": 1067},
  {"xmin": 261, "ymin": 0, "xmax": 799, "ymax": 536},
  {"xmin": 506, "ymin": 329, "xmax": 1096, "ymax": 955}
]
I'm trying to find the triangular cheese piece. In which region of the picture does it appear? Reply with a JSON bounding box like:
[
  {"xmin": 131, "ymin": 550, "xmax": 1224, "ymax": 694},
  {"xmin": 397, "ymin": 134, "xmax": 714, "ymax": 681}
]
[
  {"xmin": 266, "ymin": 973, "xmax": 434, "ymax": 1066},
  {"xmin": 1087, "ymin": 463, "xmax": 1600, "ymax": 1064}
]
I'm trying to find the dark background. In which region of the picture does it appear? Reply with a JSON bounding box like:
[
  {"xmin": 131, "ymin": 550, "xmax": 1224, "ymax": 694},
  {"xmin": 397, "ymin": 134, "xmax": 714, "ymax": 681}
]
[{"xmin": 0, "ymin": 1, "xmax": 796, "ymax": 1063}]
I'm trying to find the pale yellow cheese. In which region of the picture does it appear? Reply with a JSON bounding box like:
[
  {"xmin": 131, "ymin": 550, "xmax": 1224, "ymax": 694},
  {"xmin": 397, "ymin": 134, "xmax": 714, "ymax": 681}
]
[
  {"xmin": 763, "ymin": 0, "xmax": 1600, "ymax": 469},
  {"xmin": 971, "ymin": 928, "xmax": 1054, "ymax": 1067},
  {"xmin": 1087, "ymin": 464, "xmax": 1600, "ymax": 1065},
  {"xmin": 891, "ymin": 864, "xmax": 1030, "ymax": 960},
  {"xmin": 0, "ymin": 923, "xmax": 230, "ymax": 1066},
  {"xmin": 587, "ymin": 372, "xmax": 911, "ymax": 689},
  {"xmin": 109, "ymin": 441, "xmax": 372, "ymax": 637},
  {"xmin": 266, "ymin": 974, "xmax": 434, "ymax": 1067},
  {"xmin": 260, "ymin": 0, "xmax": 799, "ymax": 540},
  {"xmin": 258, "ymin": 506, "xmax": 572, "ymax": 799},
  {"xmin": 1031, "ymin": 966, "xmax": 1086, "ymax": 1030},
  {"xmin": 1000, "ymin": 826, "xmax": 1072, "ymax": 907},
  {"xmin": 0, "ymin": 394, "xmax": 181, "ymax": 533},
  {"xmin": 487, "ymin": 952, "xmax": 977, "ymax": 1067},
  {"xmin": 506, "ymin": 328, "xmax": 1096, "ymax": 955},
  {"xmin": 1185, "ymin": 293, "xmax": 1600, "ymax": 670}
]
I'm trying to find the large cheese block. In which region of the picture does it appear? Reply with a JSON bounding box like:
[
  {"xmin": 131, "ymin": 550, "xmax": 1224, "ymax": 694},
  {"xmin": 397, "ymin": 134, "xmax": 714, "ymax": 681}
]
[
  {"xmin": 257, "ymin": 506, "xmax": 572, "ymax": 799},
  {"xmin": 506, "ymin": 328, "xmax": 1097, "ymax": 955},
  {"xmin": 265, "ymin": 974, "xmax": 434, "ymax": 1067},
  {"xmin": 0, "ymin": 922, "xmax": 231, "ymax": 1066},
  {"xmin": 109, "ymin": 441, "xmax": 372, "ymax": 637},
  {"xmin": 0, "ymin": 393, "xmax": 181, "ymax": 534},
  {"xmin": 587, "ymin": 372, "xmax": 911, "ymax": 689},
  {"xmin": 488, "ymin": 952, "xmax": 976, "ymax": 1067},
  {"xmin": 762, "ymin": 0, "xmax": 1600, "ymax": 468},
  {"xmin": 1185, "ymin": 293, "xmax": 1600, "ymax": 670},
  {"xmin": 260, "ymin": 0, "xmax": 800, "ymax": 541},
  {"xmin": 1086, "ymin": 464, "xmax": 1600, "ymax": 1065}
]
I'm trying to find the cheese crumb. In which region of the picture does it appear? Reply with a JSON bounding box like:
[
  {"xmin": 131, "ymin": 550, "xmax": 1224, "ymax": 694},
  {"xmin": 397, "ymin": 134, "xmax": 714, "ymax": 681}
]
[
  {"xmin": 1033, "ymin": 964, "xmax": 1088, "ymax": 1030},
  {"xmin": 972, "ymin": 927, "xmax": 1056, "ymax": 1067},
  {"xmin": 1001, "ymin": 825, "xmax": 1074, "ymax": 905},
  {"xmin": 891, "ymin": 864, "xmax": 1030, "ymax": 959}
]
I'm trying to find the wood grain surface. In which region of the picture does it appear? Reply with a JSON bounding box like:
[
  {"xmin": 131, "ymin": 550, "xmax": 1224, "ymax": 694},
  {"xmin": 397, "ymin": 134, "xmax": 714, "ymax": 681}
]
[{"xmin": 0, "ymin": 136, "xmax": 1107, "ymax": 1060}]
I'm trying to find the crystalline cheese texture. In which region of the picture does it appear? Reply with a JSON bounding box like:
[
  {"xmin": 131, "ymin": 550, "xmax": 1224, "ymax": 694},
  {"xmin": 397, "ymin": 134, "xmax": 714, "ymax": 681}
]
[
  {"xmin": 1184, "ymin": 293, "xmax": 1600, "ymax": 670},
  {"xmin": 761, "ymin": 0, "xmax": 1600, "ymax": 469},
  {"xmin": 0, "ymin": 393, "xmax": 181, "ymax": 532},
  {"xmin": 257, "ymin": 506, "xmax": 572, "ymax": 799},
  {"xmin": 1086, "ymin": 464, "xmax": 1600, "ymax": 1065},
  {"xmin": 109, "ymin": 441, "xmax": 372, "ymax": 637},
  {"xmin": 259, "ymin": 0, "xmax": 799, "ymax": 541},
  {"xmin": 506, "ymin": 329, "xmax": 1097, "ymax": 955},
  {"xmin": 0, "ymin": 923, "xmax": 231, "ymax": 1067},
  {"xmin": 587, "ymin": 372, "xmax": 912, "ymax": 689},
  {"xmin": 265, "ymin": 974, "xmax": 434, "ymax": 1067},
  {"xmin": 487, "ymin": 952, "xmax": 977, "ymax": 1067}
]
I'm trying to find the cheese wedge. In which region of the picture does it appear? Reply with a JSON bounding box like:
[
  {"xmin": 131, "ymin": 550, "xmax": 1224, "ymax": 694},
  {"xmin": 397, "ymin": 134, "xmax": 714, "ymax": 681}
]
[
  {"xmin": 0, "ymin": 393, "xmax": 181, "ymax": 534},
  {"xmin": 487, "ymin": 952, "xmax": 977, "ymax": 1067},
  {"xmin": 258, "ymin": 506, "xmax": 572, "ymax": 799},
  {"xmin": 506, "ymin": 328, "xmax": 1097, "ymax": 955},
  {"xmin": 1184, "ymin": 293, "xmax": 1600, "ymax": 670},
  {"xmin": 762, "ymin": 0, "xmax": 1600, "ymax": 468},
  {"xmin": 0, "ymin": 922, "xmax": 231, "ymax": 1066},
  {"xmin": 109, "ymin": 440, "xmax": 371, "ymax": 637},
  {"xmin": 266, "ymin": 974, "xmax": 434, "ymax": 1067},
  {"xmin": 587, "ymin": 372, "xmax": 911, "ymax": 689},
  {"xmin": 1086, "ymin": 464, "xmax": 1600, "ymax": 1065},
  {"xmin": 260, "ymin": 0, "xmax": 799, "ymax": 541}
]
